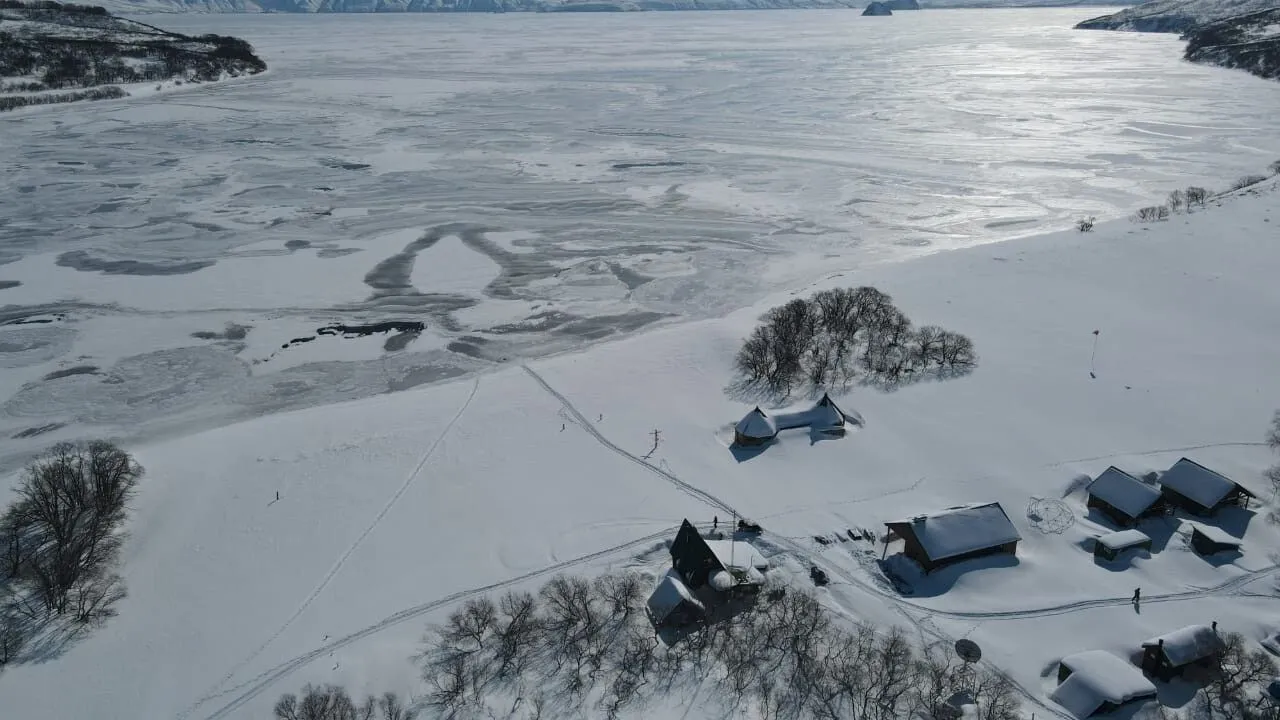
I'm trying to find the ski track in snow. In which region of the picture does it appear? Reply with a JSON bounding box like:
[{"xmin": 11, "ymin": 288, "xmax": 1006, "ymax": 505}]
[
  {"xmin": 196, "ymin": 526, "xmax": 679, "ymax": 720},
  {"xmin": 185, "ymin": 377, "xmax": 481, "ymax": 720}
]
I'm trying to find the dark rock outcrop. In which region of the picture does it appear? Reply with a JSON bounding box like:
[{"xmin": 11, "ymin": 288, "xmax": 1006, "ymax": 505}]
[
  {"xmin": 862, "ymin": 1, "xmax": 890, "ymax": 14},
  {"xmin": 1184, "ymin": 8, "xmax": 1280, "ymax": 81}
]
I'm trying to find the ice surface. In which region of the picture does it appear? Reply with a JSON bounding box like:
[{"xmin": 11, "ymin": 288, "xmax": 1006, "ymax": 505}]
[
  {"xmin": 1159, "ymin": 457, "xmax": 1244, "ymax": 508},
  {"xmin": 1088, "ymin": 466, "xmax": 1161, "ymax": 517},
  {"xmin": 1142, "ymin": 624, "xmax": 1226, "ymax": 667},
  {"xmin": 1051, "ymin": 650, "xmax": 1156, "ymax": 718},
  {"xmin": 891, "ymin": 502, "xmax": 1021, "ymax": 562},
  {"xmin": 3, "ymin": 10, "xmax": 1280, "ymax": 456}
]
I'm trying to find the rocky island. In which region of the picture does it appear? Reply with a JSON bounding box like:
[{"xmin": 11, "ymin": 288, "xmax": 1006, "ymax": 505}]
[{"xmin": 0, "ymin": 0, "xmax": 267, "ymax": 111}]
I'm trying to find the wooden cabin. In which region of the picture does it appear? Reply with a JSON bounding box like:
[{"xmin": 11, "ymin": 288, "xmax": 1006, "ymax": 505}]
[{"xmin": 884, "ymin": 502, "xmax": 1020, "ymax": 573}]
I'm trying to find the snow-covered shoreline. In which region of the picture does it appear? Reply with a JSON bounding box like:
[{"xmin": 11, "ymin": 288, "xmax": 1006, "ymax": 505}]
[{"xmin": 2, "ymin": 168, "xmax": 1277, "ymax": 718}]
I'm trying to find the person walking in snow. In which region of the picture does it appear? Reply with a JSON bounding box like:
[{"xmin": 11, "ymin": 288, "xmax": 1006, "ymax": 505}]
[{"xmin": 1132, "ymin": 587, "xmax": 1141, "ymax": 604}]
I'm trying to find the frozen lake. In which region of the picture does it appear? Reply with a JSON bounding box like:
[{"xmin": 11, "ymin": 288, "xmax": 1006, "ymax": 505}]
[{"xmin": 1, "ymin": 8, "xmax": 1279, "ymax": 460}]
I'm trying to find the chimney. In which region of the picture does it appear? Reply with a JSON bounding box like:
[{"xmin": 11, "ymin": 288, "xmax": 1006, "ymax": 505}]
[
  {"xmin": 1212, "ymin": 621, "xmax": 1218, "ymax": 632},
  {"xmin": 1158, "ymin": 639, "xmax": 1164, "ymax": 648}
]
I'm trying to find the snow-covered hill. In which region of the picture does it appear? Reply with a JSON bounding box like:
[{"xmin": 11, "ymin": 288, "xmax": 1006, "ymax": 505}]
[
  {"xmin": 1077, "ymin": 0, "xmax": 1274, "ymax": 32},
  {"xmin": 1, "ymin": 167, "xmax": 1277, "ymax": 719},
  {"xmin": 1184, "ymin": 8, "xmax": 1280, "ymax": 80}
]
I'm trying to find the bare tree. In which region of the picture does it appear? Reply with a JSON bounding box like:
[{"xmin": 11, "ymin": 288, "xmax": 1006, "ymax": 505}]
[
  {"xmin": 1186, "ymin": 186, "xmax": 1209, "ymax": 209},
  {"xmin": 971, "ymin": 668, "xmax": 1021, "ymax": 720},
  {"xmin": 1267, "ymin": 410, "xmax": 1280, "ymax": 451},
  {"xmin": 1169, "ymin": 189, "xmax": 1186, "ymax": 213},
  {"xmin": 375, "ymin": 693, "xmax": 415, "ymax": 720},
  {"xmin": 936, "ymin": 331, "xmax": 977, "ymax": 369},
  {"xmin": 1230, "ymin": 175, "xmax": 1268, "ymax": 192},
  {"xmin": 1136, "ymin": 206, "xmax": 1163, "ymax": 222},
  {"xmin": 1077, "ymin": 216, "xmax": 1096, "ymax": 232},
  {"xmin": 492, "ymin": 590, "xmax": 540, "ymax": 682},
  {"xmin": 0, "ymin": 605, "xmax": 26, "ymax": 666},
  {"xmin": 1270, "ymin": 160, "xmax": 1280, "ymax": 176},
  {"xmin": 1200, "ymin": 632, "xmax": 1277, "ymax": 718},
  {"xmin": 275, "ymin": 684, "xmax": 375, "ymax": 720}
]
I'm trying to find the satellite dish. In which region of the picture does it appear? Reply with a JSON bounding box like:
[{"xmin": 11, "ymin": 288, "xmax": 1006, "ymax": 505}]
[{"xmin": 955, "ymin": 639, "xmax": 982, "ymax": 664}]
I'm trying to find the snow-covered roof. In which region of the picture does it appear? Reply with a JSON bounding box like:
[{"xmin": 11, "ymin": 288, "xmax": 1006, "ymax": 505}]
[
  {"xmin": 1097, "ymin": 529, "xmax": 1150, "ymax": 551},
  {"xmin": 703, "ymin": 539, "xmax": 769, "ymax": 572},
  {"xmin": 735, "ymin": 407, "xmax": 777, "ymax": 439},
  {"xmin": 1142, "ymin": 625, "xmax": 1226, "ymax": 666},
  {"xmin": 1088, "ymin": 467, "xmax": 1161, "ymax": 518},
  {"xmin": 1160, "ymin": 458, "xmax": 1247, "ymax": 509},
  {"xmin": 888, "ymin": 502, "xmax": 1021, "ymax": 562},
  {"xmin": 810, "ymin": 393, "xmax": 846, "ymax": 429},
  {"xmin": 1186, "ymin": 522, "xmax": 1242, "ymax": 547},
  {"xmin": 1051, "ymin": 651, "xmax": 1156, "ymax": 718},
  {"xmin": 647, "ymin": 573, "xmax": 703, "ymax": 621},
  {"xmin": 708, "ymin": 565, "xmax": 766, "ymax": 591}
]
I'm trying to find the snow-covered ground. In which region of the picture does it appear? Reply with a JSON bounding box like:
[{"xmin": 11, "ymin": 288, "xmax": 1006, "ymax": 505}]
[{"xmin": 1, "ymin": 170, "xmax": 1277, "ymax": 719}]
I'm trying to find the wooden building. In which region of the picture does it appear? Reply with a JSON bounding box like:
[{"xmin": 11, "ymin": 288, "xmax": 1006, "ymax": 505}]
[
  {"xmin": 669, "ymin": 519, "xmax": 769, "ymax": 594},
  {"xmin": 1086, "ymin": 467, "xmax": 1164, "ymax": 527},
  {"xmin": 884, "ymin": 502, "xmax": 1020, "ymax": 573},
  {"xmin": 1187, "ymin": 523, "xmax": 1243, "ymax": 557},
  {"xmin": 1140, "ymin": 623, "xmax": 1225, "ymax": 681},
  {"xmin": 1093, "ymin": 529, "xmax": 1152, "ymax": 562},
  {"xmin": 1159, "ymin": 458, "xmax": 1255, "ymax": 516},
  {"xmin": 733, "ymin": 407, "xmax": 777, "ymax": 447},
  {"xmin": 1052, "ymin": 651, "xmax": 1156, "ymax": 718}
]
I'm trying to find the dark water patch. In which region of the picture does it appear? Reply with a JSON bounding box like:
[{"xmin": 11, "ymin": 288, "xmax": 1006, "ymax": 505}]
[
  {"xmin": 0, "ymin": 281, "xmax": 20, "ymax": 290},
  {"xmin": 43, "ymin": 365, "xmax": 99, "ymax": 381},
  {"xmin": 90, "ymin": 202, "xmax": 125, "ymax": 214},
  {"xmin": 187, "ymin": 221, "xmax": 228, "ymax": 233},
  {"xmin": 282, "ymin": 336, "xmax": 316, "ymax": 349},
  {"xmin": 320, "ymin": 158, "xmax": 371, "ymax": 171},
  {"xmin": 57, "ymin": 251, "xmax": 214, "ymax": 276},
  {"xmin": 607, "ymin": 262, "xmax": 653, "ymax": 291},
  {"xmin": 318, "ymin": 248, "xmax": 360, "ymax": 258},
  {"xmin": 611, "ymin": 161, "xmax": 688, "ymax": 170},
  {"xmin": 318, "ymin": 321, "xmax": 425, "ymax": 337},
  {"xmin": 553, "ymin": 311, "xmax": 670, "ymax": 341},
  {"xmin": 56, "ymin": 161, "xmax": 85, "ymax": 166},
  {"xmin": 314, "ymin": 186, "xmax": 333, "ymax": 192},
  {"xmin": 591, "ymin": 128, "xmax": 689, "ymax": 140},
  {"xmin": 192, "ymin": 323, "xmax": 250, "ymax": 342},
  {"xmin": 12, "ymin": 423, "xmax": 64, "ymax": 439},
  {"xmin": 446, "ymin": 339, "xmax": 490, "ymax": 359},
  {"xmin": 17, "ymin": 186, "xmax": 36, "ymax": 193},
  {"xmin": 387, "ymin": 364, "xmax": 467, "ymax": 393},
  {"xmin": 285, "ymin": 239, "xmax": 312, "ymax": 250},
  {"xmin": 384, "ymin": 331, "xmax": 419, "ymax": 352},
  {"xmin": 489, "ymin": 310, "xmax": 576, "ymax": 335}
]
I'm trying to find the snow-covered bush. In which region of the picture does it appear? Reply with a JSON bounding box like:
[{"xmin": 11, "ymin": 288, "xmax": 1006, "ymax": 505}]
[
  {"xmin": 734, "ymin": 286, "xmax": 977, "ymax": 395},
  {"xmin": 1270, "ymin": 159, "xmax": 1280, "ymax": 176},
  {"xmin": 1135, "ymin": 205, "xmax": 1170, "ymax": 223},
  {"xmin": 1168, "ymin": 189, "xmax": 1186, "ymax": 213},
  {"xmin": 1077, "ymin": 216, "xmax": 1096, "ymax": 232}
]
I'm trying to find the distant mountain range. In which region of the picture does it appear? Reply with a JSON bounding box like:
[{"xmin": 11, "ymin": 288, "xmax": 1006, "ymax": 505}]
[
  {"xmin": 90, "ymin": 0, "xmax": 1132, "ymax": 13},
  {"xmin": 1079, "ymin": 0, "xmax": 1280, "ymax": 81}
]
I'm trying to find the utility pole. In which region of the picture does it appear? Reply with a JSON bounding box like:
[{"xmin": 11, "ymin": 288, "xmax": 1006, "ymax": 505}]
[{"xmin": 643, "ymin": 429, "xmax": 661, "ymax": 459}]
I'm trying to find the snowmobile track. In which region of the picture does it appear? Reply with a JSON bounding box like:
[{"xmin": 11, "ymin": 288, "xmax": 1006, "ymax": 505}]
[
  {"xmin": 521, "ymin": 364, "xmax": 740, "ymax": 517},
  {"xmin": 196, "ymin": 526, "xmax": 677, "ymax": 720},
  {"xmin": 186, "ymin": 378, "xmax": 480, "ymax": 719}
]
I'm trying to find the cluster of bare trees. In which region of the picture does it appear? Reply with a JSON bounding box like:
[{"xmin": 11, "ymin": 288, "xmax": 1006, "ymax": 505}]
[
  {"xmin": 0, "ymin": 441, "xmax": 142, "ymax": 669},
  {"xmin": 735, "ymin": 286, "xmax": 977, "ymax": 395},
  {"xmin": 414, "ymin": 572, "xmax": 1016, "ymax": 720},
  {"xmin": 274, "ymin": 686, "xmax": 415, "ymax": 720},
  {"xmin": 1134, "ymin": 186, "xmax": 1209, "ymax": 224}
]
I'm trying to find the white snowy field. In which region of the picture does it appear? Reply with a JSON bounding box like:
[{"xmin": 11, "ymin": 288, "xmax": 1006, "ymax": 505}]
[
  {"xmin": 3, "ymin": 10, "xmax": 1280, "ymax": 471},
  {"xmin": 1, "ymin": 175, "xmax": 1277, "ymax": 720}
]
